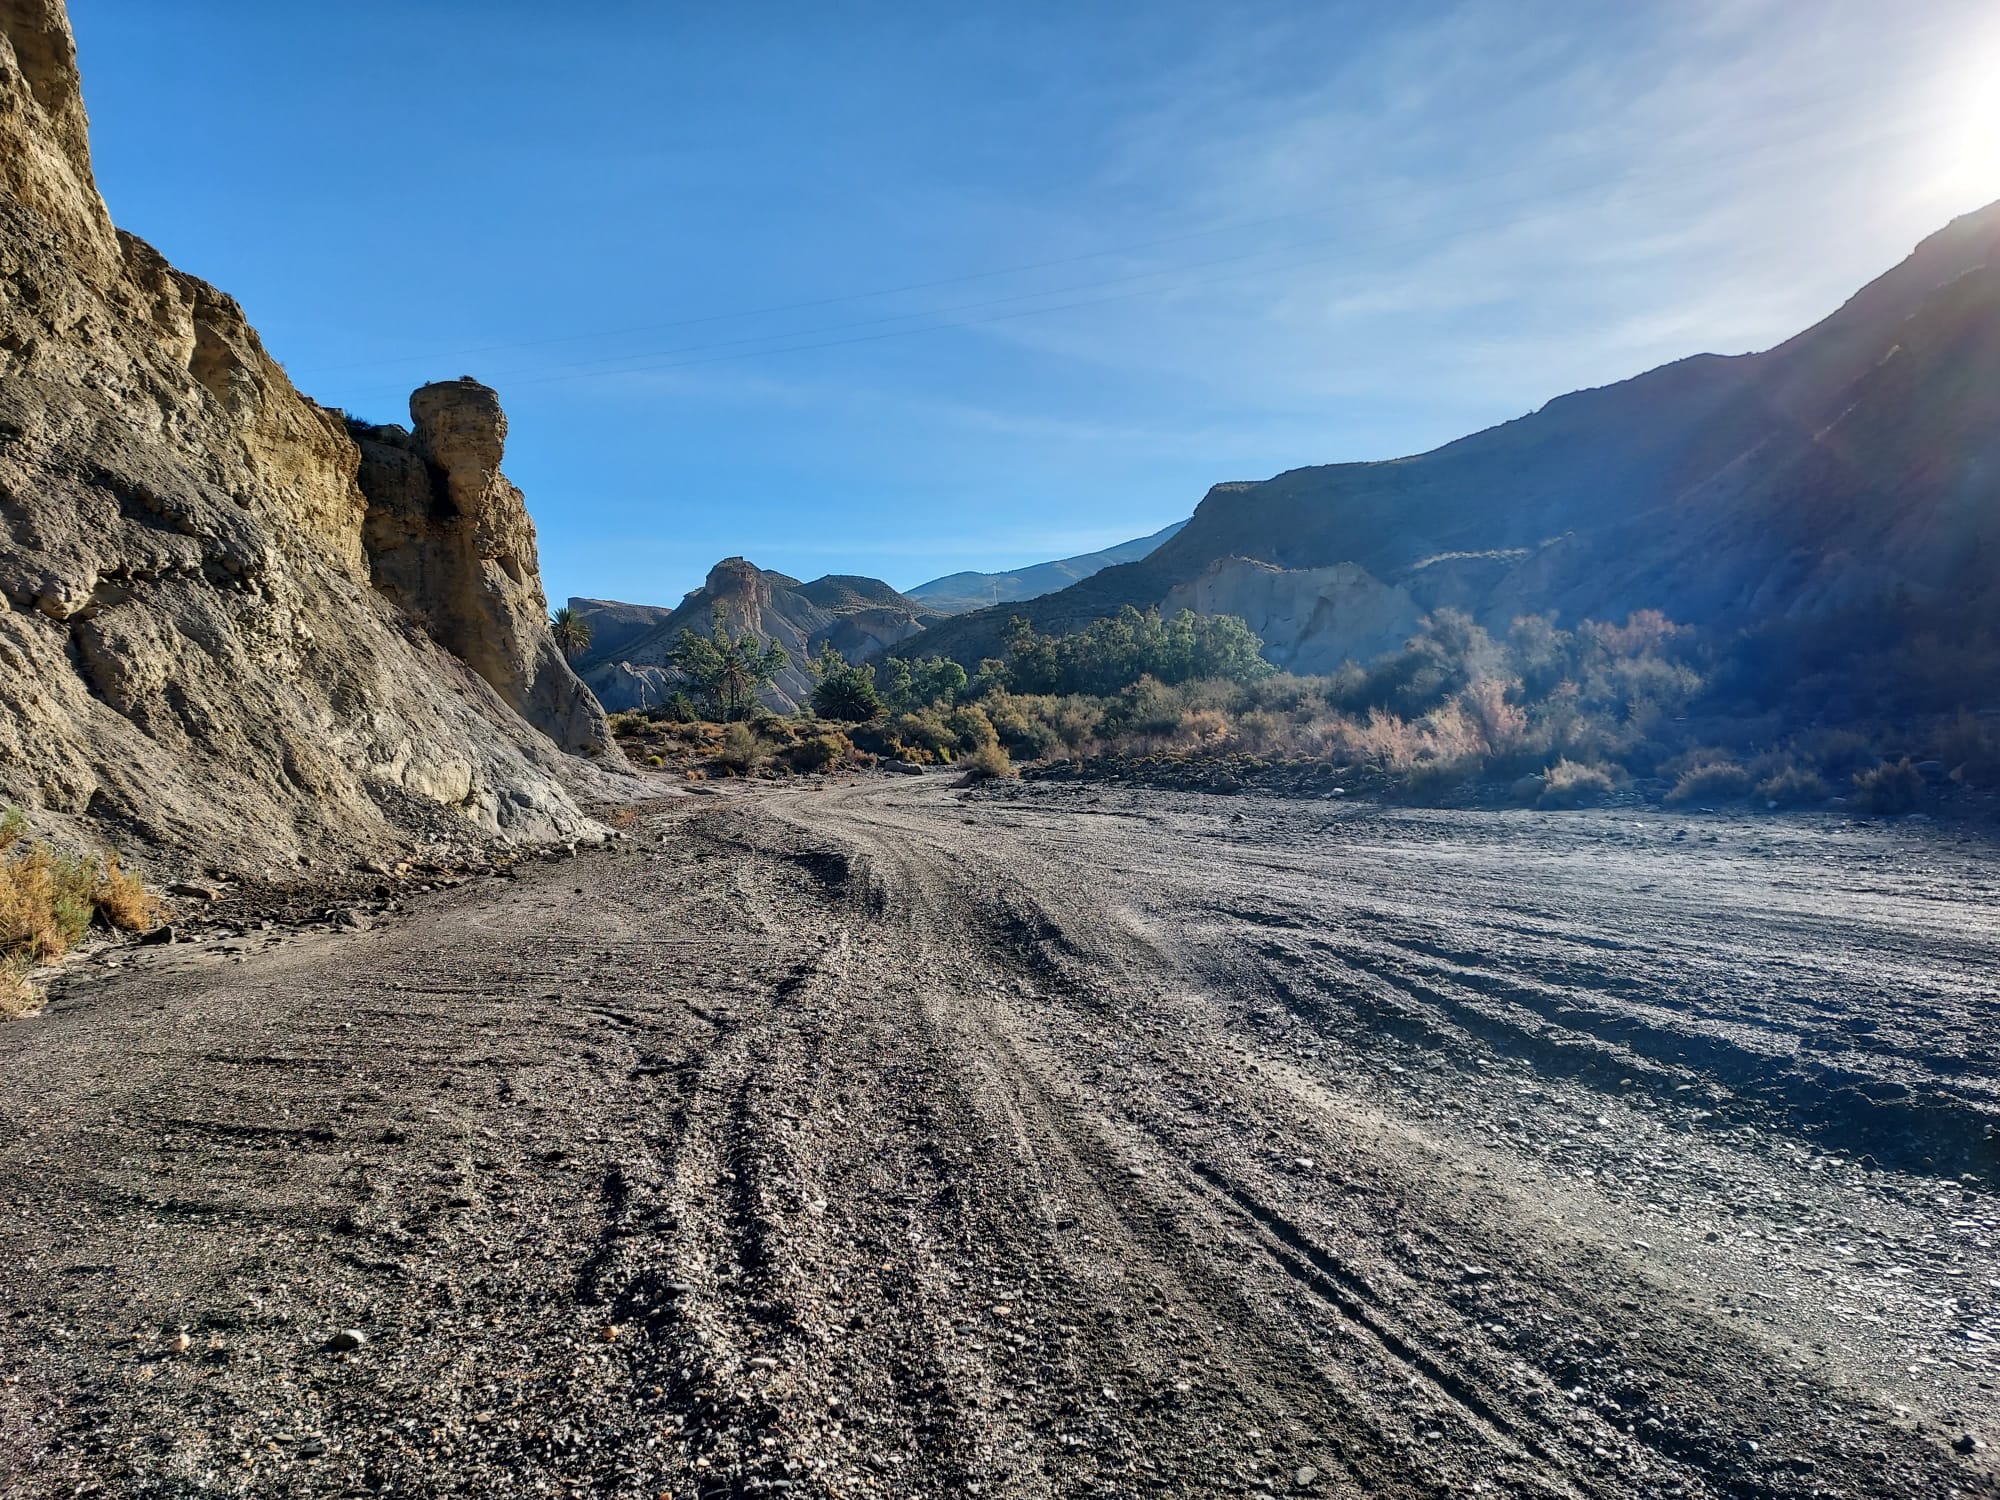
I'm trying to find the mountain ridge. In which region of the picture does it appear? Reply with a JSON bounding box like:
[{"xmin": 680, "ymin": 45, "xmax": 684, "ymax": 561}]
[
  {"xmin": 910, "ymin": 198, "xmax": 2000, "ymax": 675},
  {"xmin": 905, "ymin": 520, "xmax": 1187, "ymax": 615}
]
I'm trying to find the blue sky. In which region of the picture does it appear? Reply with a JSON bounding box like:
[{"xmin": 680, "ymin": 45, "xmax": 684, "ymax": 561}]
[{"xmin": 68, "ymin": 0, "xmax": 2000, "ymax": 608}]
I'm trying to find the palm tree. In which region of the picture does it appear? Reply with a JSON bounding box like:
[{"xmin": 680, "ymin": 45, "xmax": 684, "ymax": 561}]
[{"xmin": 551, "ymin": 606, "xmax": 592, "ymax": 662}]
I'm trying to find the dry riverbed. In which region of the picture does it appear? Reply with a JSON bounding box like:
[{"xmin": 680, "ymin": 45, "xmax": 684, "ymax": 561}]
[{"xmin": 1, "ymin": 778, "xmax": 1996, "ymax": 1499}]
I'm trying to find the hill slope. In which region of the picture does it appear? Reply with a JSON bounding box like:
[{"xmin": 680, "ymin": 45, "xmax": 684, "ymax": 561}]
[
  {"xmin": 906, "ymin": 520, "xmax": 1187, "ymax": 615},
  {"xmin": 0, "ymin": 0, "xmax": 620, "ymax": 871},
  {"xmin": 915, "ymin": 202, "xmax": 2000, "ymax": 675},
  {"xmin": 578, "ymin": 561, "xmax": 939, "ymax": 712}
]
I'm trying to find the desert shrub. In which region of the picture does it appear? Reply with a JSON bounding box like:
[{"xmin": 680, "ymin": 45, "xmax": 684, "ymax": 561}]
[
  {"xmin": 1240, "ymin": 672, "xmax": 1325, "ymax": 715},
  {"xmin": 1852, "ymin": 757, "xmax": 1925, "ymax": 815},
  {"xmin": 1402, "ymin": 754, "xmax": 1479, "ymax": 800},
  {"xmin": 1756, "ymin": 765, "xmax": 1829, "ymax": 807},
  {"xmin": 1538, "ymin": 758, "xmax": 1617, "ymax": 809},
  {"xmin": 1046, "ymin": 698, "xmax": 1104, "ymax": 758},
  {"xmin": 645, "ymin": 754, "xmax": 666, "ymax": 768},
  {"xmin": 606, "ymin": 711, "xmax": 647, "ymax": 735},
  {"xmin": 1665, "ymin": 760, "xmax": 1753, "ymax": 805},
  {"xmin": 92, "ymin": 858, "xmax": 161, "ymax": 933},
  {"xmin": 981, "ymin": 691, "xmax": 1062, "ymax": 759},
  {"xmin": 1657, "ymin": 745, "xmax": 1740, "ymax": 781},
  {"xmin": 958, "ymin": 742, "xmax": 1017, "ymax": 783},
  {"xmin": 1109, "ymin": 675, "xmax": 1191, "ymax": 738},
  {"xmin": 658, "ymin": 691, "xmax": 701, "ymax": 724},
  {"xmin": 789, "ymin": 733, "xmax": 851, "ymax": 772},
  {"xmin": 1175, "ymin": 707, "xmax": 1235, "ymax": 749},
  {"xmin": 0, "ymin": 818, "xmax": 163, "ymax": 1016},
  {"xmin": 892, "ymin": 710, "xmax": 958, "ymax": 762},
  {"xmin": 945, "ymin": 704, "xmax": 999, "ymax": 752},
  {"xmin": 1936, "ymin": 712, "xmax": 2000, "ymax": 786},
  {"xmin": 714, "ymin": 723, "xmax": 767, "ymax": 776}
]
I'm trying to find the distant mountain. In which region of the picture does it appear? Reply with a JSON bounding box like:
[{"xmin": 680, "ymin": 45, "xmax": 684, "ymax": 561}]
[
  {"xmin": 566, "ymin": 597, "xmax": 678, "ymax": 669},
  {"xmin": 915, "ymin": 200, "xmax": 2000, "ymax": 679},
  {"xmin": 906, "ymin": 521, "xmax": 1187, "ymax": 615},
  {"xmin": 574, "ymin": 560, "xmax": 940, "ymax": 712}
]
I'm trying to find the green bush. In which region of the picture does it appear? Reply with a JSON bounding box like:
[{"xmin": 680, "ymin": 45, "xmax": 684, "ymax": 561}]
[
  {"xmin": 946, "ymin": 703, "xmax": 999, "ymax": 751},
  {"xmin": 997, "ymin": 606, "xmax": 1273, "ymax": 696},
  {"xmin": 892, "ymin": 710, "xmax": 958, "ymax": 762},
  {"xmin": 1852, "ymin": 758, "xmax": 1925, "ymax": 815},
  {"xmin": 982, "ymin": 690, "xmax": 1062, "ymax": 759},
  {"xmin": 789, "ymin": 733, "xmax": 851, "ymax": 772}
]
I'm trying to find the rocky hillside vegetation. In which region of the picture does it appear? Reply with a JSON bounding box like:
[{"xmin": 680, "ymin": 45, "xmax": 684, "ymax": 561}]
[
  {"xmin": 0, "ymin": 0, "xmax": 621, "ymax": 875},
  {"xmin": 573, "ymin": 559, "xmax": 939, "ymax": 713},
  {"xmin": 916, "ymin": 201, "xmax": 2000, "ymax": 699}
]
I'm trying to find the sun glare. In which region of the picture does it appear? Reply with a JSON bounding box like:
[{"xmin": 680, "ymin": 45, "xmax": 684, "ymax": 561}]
[{"xmin": 1938, "ymin": 42, "xmax": 2000, "ymax": 201}]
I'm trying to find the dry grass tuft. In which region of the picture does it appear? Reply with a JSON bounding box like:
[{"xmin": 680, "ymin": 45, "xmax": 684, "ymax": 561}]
[
  {"xmin": 1665, "ymin": 760, "xmax": 1753, "ymax": 806},
  {"xmin": 91, "ymin": 856, "xmax": 162, "ymax": 933},
  {"xmin": 957, "ymin": 742, "xmax": 1017, "ymax": 783},
  {"xmin": 1538, "ymin": 758, "xmax": 1617, "ymax": 809},
  {"xmin": 0, "ymin": 957, "xmax": 36, "ymax": 1019},
  {"xmin": 1, "ymin": 811, "xmax": 166, "ymax": 1018}
]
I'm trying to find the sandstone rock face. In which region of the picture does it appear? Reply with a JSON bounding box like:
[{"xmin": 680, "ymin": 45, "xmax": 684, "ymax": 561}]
[
  {"xmin": 356, "ymin": 381, "xmax": 614, "ymax": 757},
  {"xmin": 1164, "ymin": 558, "xmax": 1421, "ymax": 675},
  {"xmin": 0, "ymin": 0, "xmax": 621, "ymax": 870}
]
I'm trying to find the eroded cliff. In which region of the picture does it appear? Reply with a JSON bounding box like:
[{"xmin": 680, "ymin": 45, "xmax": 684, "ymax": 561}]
[{"xmin": 0, "ymin": 0, "xmax": 620, "ymax": 872}]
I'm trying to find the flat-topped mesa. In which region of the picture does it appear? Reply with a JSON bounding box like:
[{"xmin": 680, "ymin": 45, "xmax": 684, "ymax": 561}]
[{"xmin": 356, "ymin": 379, "xmax": 614, "ymax": 758}]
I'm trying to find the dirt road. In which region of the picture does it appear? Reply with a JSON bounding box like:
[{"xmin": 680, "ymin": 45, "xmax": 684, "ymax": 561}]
[{"xmin": 2, "ymin": 777, "xmax": 1997, "ymax": 1498}]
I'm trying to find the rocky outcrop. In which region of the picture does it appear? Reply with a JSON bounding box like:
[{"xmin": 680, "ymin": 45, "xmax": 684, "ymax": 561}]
[
  {"xmin": 0, "ymin": 0, "xmax": 621, "ymax": 871},
  {"xmin": 581, "ymin": 559, "xmax": 937, "ymax": 713},
  {"xmin": 355, "ymin": 381, "xmax": 614, "ymax": 757},
  {"xmin": 1164, "ymin": 558, "xmax": 1421, "ymax": 675}
]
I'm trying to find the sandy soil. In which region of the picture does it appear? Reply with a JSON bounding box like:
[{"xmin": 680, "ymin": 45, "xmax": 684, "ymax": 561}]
[{"xmin": 1, "ymin": 777, "xmax": 1996, "ymax": 1499}]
